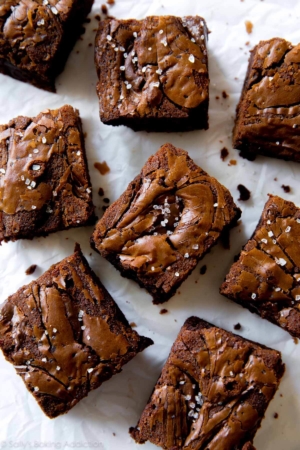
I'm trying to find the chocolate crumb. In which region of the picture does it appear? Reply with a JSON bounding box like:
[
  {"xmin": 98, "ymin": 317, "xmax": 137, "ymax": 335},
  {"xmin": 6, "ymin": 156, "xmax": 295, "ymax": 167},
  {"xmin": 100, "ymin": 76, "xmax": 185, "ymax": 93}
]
[
  {"xmin": 245, "ymin": 20, "xmax": 253, "ymax": 34},
  {"xmin": 293, "ymin": 337, "xmax": 299, "ymax": 345},
  {"xmin": 228, "ymin": 159, "xmax": 237, "ymax": 166},
  {"xmin": 25, "ymin": 264, "xmax": 37, "ymax": 275},
  {"xmin": 88, "ymin": 43, "xmax": 93, "ymax": 47},
  {"xmin": 273, "ymin": 413, "xmax": 278, "ymax": 419},
  {"xmin": 215, "ymin": 96, "xmax": 220, "ymax": 100},
  {"xmin": 220, "ymin": 147, "xmax": 229, "ymax": 161},
  {"xmin": 200, "ymin": 265, "xmax": 207, "ymax": 275},
  {"xmin": 160, "ymin": 309, "xmax": 168, "ymax": 315},
  {"xmin": 113, "ymin": 433, "xmax": 116, "ymax": 436},
  {"xmin": 237, "ymin": 184, "xmax": 251, "ymax": 201},
  {"xmin": 94, "ymin": 161, "xmax": 110, "ymax": 175},
  {"xmin": 245, "ymin": 41, "xmax": 250, "ymax": 46},
  {"xmin": 107, "ymin": 0, "xmax": 115, "ymax": 4},
  {"xmin": 222, "ymin": 90, "xmax": 229, "ymax": 99},
  {"xmin": 95, "ymin": 14, "xmax": 101, "ymax": 21},
  {"xmin": 234, "ymin": 323, "xmax": 242, "ymax": 330},
  {"xmin": 130, "ymin": 322, "xmax": 137, "ymax": 328},
  {"xmin": 103, "ymin": 198, "xmax": 110, "ymax": 204},
  {"xmin": 101, "ymin": 4, "xmax": 108, "ymax": 14},
  {"xmin": 98, "ymin": 187, "xmax": 104, "ymax": 196},
  {"xmin": 220, "ymin": 228, "xmax": 230, "ymax": 250},
  {"xmin": 281, "ymin": 184, "xmax": 291, "ymax": 193}
]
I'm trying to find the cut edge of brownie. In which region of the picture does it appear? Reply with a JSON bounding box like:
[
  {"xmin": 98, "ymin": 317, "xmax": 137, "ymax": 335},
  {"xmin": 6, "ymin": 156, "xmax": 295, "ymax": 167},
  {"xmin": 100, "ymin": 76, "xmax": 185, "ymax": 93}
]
[{"xmin": 130, "ymin": 316, "xmax": 285, "ymax": 450}]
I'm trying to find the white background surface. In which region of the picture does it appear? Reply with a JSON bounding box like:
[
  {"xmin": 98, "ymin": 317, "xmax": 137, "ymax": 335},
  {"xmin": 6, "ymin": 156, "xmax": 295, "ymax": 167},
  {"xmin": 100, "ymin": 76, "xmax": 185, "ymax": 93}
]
[{"xmin": 0, "ymin": 0, "xmax": 300, "ymax": 449}]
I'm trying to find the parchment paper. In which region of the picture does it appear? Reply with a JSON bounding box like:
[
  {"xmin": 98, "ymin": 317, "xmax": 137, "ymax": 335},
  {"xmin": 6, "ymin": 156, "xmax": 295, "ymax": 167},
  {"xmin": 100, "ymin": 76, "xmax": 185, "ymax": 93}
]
[{"xmin": 0, "ymin": 0, "xmax": 300, "ymax": 449}]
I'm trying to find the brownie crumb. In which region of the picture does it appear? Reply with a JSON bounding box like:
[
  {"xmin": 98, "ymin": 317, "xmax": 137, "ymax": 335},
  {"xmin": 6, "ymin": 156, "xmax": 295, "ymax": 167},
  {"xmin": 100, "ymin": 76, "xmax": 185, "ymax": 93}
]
[
  {"xmin": 107, "ymin": 0, "xmax": 115, "ymax": 4},
  {"xmin": 160, "ymin": 309, "xmax": 169, "ymax": 315},
  {"xmin": 245, "ymin": 41, "xmax": 250, "ymax": 46},
  {"xmin": 200, "ymin": 265, "xmax": 207, "ymax": 275},
  {"xmin": 113, "ymin": 433, "xmax": 116, "ymax": 436},
  {"xmin": 245, "ymin": 20, "xmax": 253, "ymax": 34},
  {"xmin": 293, "ymin": 337, "xmax": 299, "ymax": 345},
  {"xmin": 273, "ymin": 413, "xmax": 279, "ymax": 419},
  {"xmin": 25, "ymin": 264, "xmax": 37, "ymax": 276},
  {"xmin": 234, "ymin": 323, "xmax": 242, "ymax": 330},
  {"xmin": 222, "ymin": 90, "xmax": 229, "ymax": 99},
  {"xmin": 94, "ymin": 161, "xmax": 110, "ymax": 175},
  {"xmin": 88, "ymin": 43, "xmax": 93, "ymax": 47},
  {"xmin": 220, "ymin": 147, "xmax": 229, "ymax": 161},
  {"xmin": 237, "ymin": 184, "xmax": 251, "ymax": 201},
  {"xmin": 130, "ymin": 322, "xmax": 137, "ymax": 328},
  {"xmin": 101, "ymin": 4, "xmax": 108, "ymax": 14},
  {"xmin": 95, "ymin": 14, "xmax": 101, "ymax": 21},
  {"xmin": 281, "ymin": 184, "xmax": 291, "ymax": 193},
  {"xmin": 98, "ymin": 187, "xmax": 105, "ymax": 196},
  {"xmin": 103, "ymin": 198, "xmax": 110, "ymax": 204},
  {"xmin": 216, "ymin": 96, "xmax": 220, "ymax": 100},
  {"xmin": 220, "ymin": 228, "xmax": 230, "ymax": 250},
  {"xmin": 228, "ymin": 159, "xmax": 237, "ymax": 166}
]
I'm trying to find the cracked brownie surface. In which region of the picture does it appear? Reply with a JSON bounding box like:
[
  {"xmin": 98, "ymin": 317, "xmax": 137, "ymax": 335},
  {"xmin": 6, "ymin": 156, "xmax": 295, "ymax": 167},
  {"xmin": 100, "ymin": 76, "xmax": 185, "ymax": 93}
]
[
  {"xmin": 130, "ymin": 316, "xmax": 284, "ymax": 450},
  {"xmin": 0, "ymin": 104, "xmax": 95, "ymax": 244},
  {"xmin": 0, "ymin": 0, "xmax": 94, "ymax": 92},
  {"xmin": 94, "ymin": 15, "xmax": 209, "ymax": 131},
  {"xmin": 91, "ymin": 143, "xmax": 241, "ymax": 304},
  {"xmin": 233, "ymin": 38, "xmax": 300, "ymax": 162},
  {"xmin": 0, "ymin": 244, "xmax": 153, "ymax": 418},
  {"xmin": 221, "ymin": 195, "xmax": 300, "ymax": 339}
]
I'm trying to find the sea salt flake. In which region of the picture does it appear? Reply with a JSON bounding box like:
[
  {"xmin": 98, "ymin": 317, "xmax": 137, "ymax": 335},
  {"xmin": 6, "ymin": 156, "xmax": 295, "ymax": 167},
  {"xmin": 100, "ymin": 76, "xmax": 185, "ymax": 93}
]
[
  {"xmin": 261, "ymin": 238, "xmax": 267, "ymax": 244},
  {"xmin": 189, "ymin": 402, "xmax": 196, "ymax": 409},
  {"xmin": 37, "ymin": 19, "xmax": 45, "ymax": 26},
  {"xmin": 53, "ymin": 328, "xmax": 57, "ymax": 333},
  {"xmin": 114, "ymin": 47, "xmax": 119, "ymax": 52},
  {"xmin": 33, "ymin": 149, "xmax": 39, "ymax": 153},
  {"xmin": 0, "ymin": 168, "xmax": 5, "ymax": 174},
  {"xmin": 159, "ymin": 29, "xmax": 163, "ymax": 34},
  {"xmin": 133, "ymin": 31, "xmax": 138, "ymax": 38},
  {"xmin": 34, "ymin": 386, "xmax": 39, "ymax": 392},
  {"xmin": 192, "ymin": 244, "xmax": 199, "ymax": 250},
  {"xmin": 106, "ymin": 35, "xmax": 112, "ymax": 41},
  {"xmin": 86, "ymin": 188, "xmax": 91, "ymax": 194},
  {"xmin": 42, "ymin": 137, "xmax": 47, "ymax": 144},
  {"xmin": 191, "ymin": 38, "xmax": 196, "ymax": 42},
  {"xmin": 268, "ymin": 231, "xmax": 274, "ymax": 237},
  {"xmin": 275, "ymin": 287, "xmax": 281, "ymax": 292},
  {"xmin": 175, "ymin": 272, "xmax": 180, "ymax": 277},
  {"xmin": 87, "ymin": 368, "xmax": 93, "ymax": 373},
  {"xmin": 120, "ymin": 66, "xmax": 125, "ymax": 71},
  {"xmin": 42, "ymin": 358, "xmax": 47, "ymax": 362},
  {"xmin": 56, "ymin": 366, "xmax": 61, "ymax": 371},
  {"xmin": 275, "ymin": 257, "xmax": 286, "ymax": 266},
  {"xmin": 214, "ymin": 203, "xmax": 218, "ymax": 207},
  {"xmin": 126, "ymin": 84, "xmax": 132, "ymax": 89},
  {"xmin": 51, "ymin": 6, "xmax": 58, "ymax": 14},
  {"xmin": 81, "ymin": 326, "xmax": 86, "ymax": 330},
  {"xmin": 142, "ymin": 66, "xmax": 147, "ymax": 73},
  {"xmin": 251, "ymin": 293, "xmax": 256, "ymax": 299},
  {"xmin": 185, "ymin": 395, "xmax": 191, "ymax": 401},
  {"xmin": 285, "ymin": 226, "xmax": 291, "ymax": 232},
  {"xmin": 184, "ymin": 253, "xmax": 189, "ymax": 258},
  {"xmin": 189, "ymin": 54, "xmax": 195, "ymax": 63},
  {"xmin": 188, "ymin": 410, "xmax": 194, "ymax": 417},
  {"xmin": 31, "ymin": 205, "xmax": 36, "ymax": 210},
  {"xmin": 30, "ymin": 181, "xmax": 36, "ymax": 188},
  {"xmin": 179, "ymin": 381, "xmax": 185, "ymax": 385},
  {"xmin": 87, "ymin": 335, "xmax": 91, "ymax": 341},
  {"xmin": 295, "ymin": 295, "xmax": 300, "ymax": 301},
  {"xmin": 156, "ymin": 68, "xmax": 162, "ymax": 75},
  {"xmin": 32, "ymin": 165, "xmax": 40, "ymax": 171},
  {"xmin": 148, "ymin": 47, "xmax": 152, "ymax": 51}
]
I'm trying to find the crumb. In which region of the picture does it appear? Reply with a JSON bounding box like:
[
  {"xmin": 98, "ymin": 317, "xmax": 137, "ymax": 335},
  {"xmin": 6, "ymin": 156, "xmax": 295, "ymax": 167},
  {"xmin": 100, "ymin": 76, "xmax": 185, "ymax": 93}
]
[
  {"xmin": 177, "ymin": 291, "xmax": 181, "ymax": 295},
  {"xmin": 273, "ymin": 413, "xmax": 278, "ymax": 419},
  {"xmin": 95, "ymin": 14, "xmax": 101, "ymax": 21},
  {"xmin": 293, "ymin": 337, "xmax": 299, "ymax": 345},
  {"xmin": 237, "ymin": 184, "xmax": 251, "ymax": 201},
  {"xmin": 107, "ymin": 0, "xmax": 115, "ymax": 4},
  {"xmin": 215, "ymin": 96, "xmax": 220, "ymax": 100},
  {"xmin": 101, "ymin": 4, "xmax": 108, "ymax": 14},
  {"xmin": 281, "ymin": 184, "xmax": 291, "ymax": 193},
  {"xmin": 200, "ymin": 265, "xmax": 207, "ymax": 275},
  {"xmin": 220, "ymin": 228, "xmax": 230, "ymax": 250},
  {"xmin": 90, "ymin": 253, "xmax": 92, "ymax": 256},
  {"xmin": 222, "ymin": 90, "xmax": 229, "ymax": 99},
  {"xmin": 174, "ymin": 319, "xmax": 177, "ymax": 322},
  {"xmin": 234, "ymin": 323, "xmax": 242, "ymax": 330},
  {"xmin": 228, "ymin": 159, "xmax": 237, "ymax": 166},
  {"xmin": 25, "ymin": 264, "xmax": 37, "ymax": 275},
  {"xmin": 234, "ymin": 77, "xmax": 238, "ymax": 80},
  {"xmin": 103, "ymin": 198, "xmax": 110, "ymax": 204},
  {"xmin": 220, "ymin": 147, "xmax": 229, "ymax": 161},
  {"xmin": 195, "ymin": 280, "xmax": 198, "ymax": 284},
  {"xmin": 76, "ymin": 50, "xmax": 80, "ymax": 54},
  {"xmin": 98, "ymin": 187, "xmax": 104, "ymax": 196},
  {"xmin": 88, "ymin": 43, "xmax": 93, "ymax": 47},
  {"xmin": 245, "ymin": 20, "xmax": 253, "ymax": 34},
  {"xmin": 113, "ymin": 432, "xmax": 116, "ymax": 436},
  {"xmin": 280, "ymin": 393, "xmax": 283, "ymax": 397},
  {"xmin": 83, "ymin": 132, "xmax": 87, "ymax": 138},
  {"xmin": 160, "ymin": 309, "xmax": 168, "ymax": 315},
  {"xmin": 130, "ymin": 322, "xmax": 137, "ymax": 328},
  {"xmin": 94, "ymin": 161, "xmax": 110, "ymax": 175},
  {"xmin": 245, "ymin": 41, "xmax": 250, "ymax": 45}
]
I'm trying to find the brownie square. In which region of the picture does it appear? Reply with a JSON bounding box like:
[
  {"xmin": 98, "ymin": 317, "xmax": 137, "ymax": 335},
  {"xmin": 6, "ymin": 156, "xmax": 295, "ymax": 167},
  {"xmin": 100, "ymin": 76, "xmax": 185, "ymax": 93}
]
[
  {"xmin": 0, "ymin": 0, "xmax": 94, "ymax": 92},
  {"xmin": 91, "ymin": 143, "xmax": 241, "ymax": 304},
  {"xmin": 0, "ymin": 244, "xmax": 153, "ymax": 418},
  {"xmin": 95, "ymin": 15, "xmax": 209, "ymax": 132},
  {"xmin": 221, "ymin": 195, "xmax": 300, "ymax": 339},
  {"xmin": 130, "ymin": 316, "xmax": 284, "ymax": 450},
  {"xmin": 233, "ymin": 38, "xmax": 300, "ymax": 162},
  {"xmin": 0, "ymin": 105, "xmax": 96, "ymax": 244}
]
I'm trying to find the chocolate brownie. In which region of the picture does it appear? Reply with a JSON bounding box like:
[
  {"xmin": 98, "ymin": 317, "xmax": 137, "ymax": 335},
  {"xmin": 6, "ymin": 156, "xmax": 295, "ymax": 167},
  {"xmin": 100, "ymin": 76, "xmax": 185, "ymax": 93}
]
[
  {"xmin": 0, "ymin": 244, "xmax": 153, "ymax": 418},
  {"xmin": 130, "ymin": 316, "xmax": 284, "ymax": 450},
  {"xmin": 0, "ymin": 0, "xmax": 94, "ymax": 92},
  {"xmin": 91, "ymin": 143, "xmax": 241, "ymax": 304},
  {"xmin": 221, "ymin": 195, "xmax": 300, "ymax": 339},
  {"xmin": 95, "ymin": 16, "xmax": 209, "ymax": 132},
  {"xmin": 0, "ymin": 105, "xmax": 95, "ymax": 244},
  {"xmin": 233, "ymin": 38, "xmax": 300, "ymax": 162}
]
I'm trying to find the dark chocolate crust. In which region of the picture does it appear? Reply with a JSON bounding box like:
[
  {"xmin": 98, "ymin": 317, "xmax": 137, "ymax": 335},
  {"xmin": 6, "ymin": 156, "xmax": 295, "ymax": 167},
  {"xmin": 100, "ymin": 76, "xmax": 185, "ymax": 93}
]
[
  {"xmin": 0, "ymin": 0, "xmax": 94, "ymax": 92},
  {"xmin": 0, "ymin": 244, "xmax": 153, "ymax": 418},
  {"xmin": 91, "ymin": 143, "xmax": 241, "ymax": 304},
  {"xmin": 94, "ymin": 15, "xmax": 209, "ymax": 132},
  {"xmin": 130, "ymin": 316, "xmax": 284, "ymax": 450},
  {"xmin": 221, "ymin": 195, "xmax": 300, "ymax": 339},
  {"xmin": 0, "ymin": 105, "xmax": 96, "ymax": 244},
  {"xmin": 233, "ymin": 38, "xmax": 300, "ymax": 162}
]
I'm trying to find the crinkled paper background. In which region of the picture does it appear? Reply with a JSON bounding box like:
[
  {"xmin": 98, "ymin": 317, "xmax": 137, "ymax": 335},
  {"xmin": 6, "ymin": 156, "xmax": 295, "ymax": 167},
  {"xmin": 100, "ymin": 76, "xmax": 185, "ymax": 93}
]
[{"xmin": 0, "ymin": 0, "xmax": 300, "ymax": 449}]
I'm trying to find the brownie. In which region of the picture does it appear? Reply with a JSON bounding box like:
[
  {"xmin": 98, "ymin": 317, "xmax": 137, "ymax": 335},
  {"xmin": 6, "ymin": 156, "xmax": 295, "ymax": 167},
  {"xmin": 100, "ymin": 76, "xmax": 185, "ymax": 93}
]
[
  {"xmin": 91, "ymin": 143, "xmax": 241, "ymax": 304},
  {"xmin": 0, "ymin": 244, "xmax": 153, "ymax": 418},
  {"xmin": 130, "ymin": 316, "xmax": 284, "ymax": 450},
  {"xmin": 233, "ymin": 38, "xmax": 300, "ymax": 162},
  {"xmin": 94, "ymin": 15, "xmax": 209, "ymax": 132},
  {"xmin": 221, "ymin": 195, "xmax": 300, "ymax": 339},
  {"xmin": 0, "ymin": 0, "xmax": 94, "ymax": 92},
  {"xmin": 0, "ymin": 105, "xmax": 95, "ymax": 243}
]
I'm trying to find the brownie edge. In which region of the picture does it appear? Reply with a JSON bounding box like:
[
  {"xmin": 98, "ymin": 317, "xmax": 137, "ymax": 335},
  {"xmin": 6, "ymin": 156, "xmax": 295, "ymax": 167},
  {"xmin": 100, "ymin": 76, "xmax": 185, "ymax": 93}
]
[{"xmin": 130, "ymin": 316, "xmax": 284, "ymax": 450}]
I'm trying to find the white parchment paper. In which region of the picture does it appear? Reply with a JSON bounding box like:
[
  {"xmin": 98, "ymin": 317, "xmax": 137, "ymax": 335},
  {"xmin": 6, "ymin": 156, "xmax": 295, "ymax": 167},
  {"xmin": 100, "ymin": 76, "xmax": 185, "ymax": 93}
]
[{"xmin": 0, "ymin": 0, "xmax": 300, "ymax": 448}]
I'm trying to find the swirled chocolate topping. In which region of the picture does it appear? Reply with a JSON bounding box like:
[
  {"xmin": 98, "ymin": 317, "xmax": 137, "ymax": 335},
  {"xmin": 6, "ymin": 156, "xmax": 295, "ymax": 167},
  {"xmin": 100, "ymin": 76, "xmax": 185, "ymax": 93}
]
[
  {"xmin": 0, "ymin": 244, "xmax": 153, "ymax": 418},
  {"xmin": 221, "ymin": 195, "xmax": 300, "ymax": 339},
  {"xmin": 0, "ymin": 105, "xmax": 95, "ymax": 244},
  {"xmin": 91, "ymin": 143, "xmax": 241, "ymax": 304},
  {"xmin": 95, "ymin": 16, "xmax": 209, "ymax": 131},
  {"xmin": 130, "ymin": 316, "xmax": 284, "ymax": 450},
  {"xmin": 233, "ymin": 38, "xmax": 300, "ymax": 162}
]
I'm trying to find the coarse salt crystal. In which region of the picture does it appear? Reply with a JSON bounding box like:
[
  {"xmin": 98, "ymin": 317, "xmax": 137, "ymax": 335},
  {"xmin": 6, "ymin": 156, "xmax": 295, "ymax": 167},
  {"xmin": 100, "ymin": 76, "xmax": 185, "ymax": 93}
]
[
  {"xmin": 273, "ymin": 239, "xmax": 276, "ymax": 244},
  {"xmin": 179, "ymin": 381, "xmax": 185, "ymax": 385},
  {"xmin": 87, "ymin": 335, "xmax": 91, "ymax": 341},
  {"xmin": 81, "ymin": 326, "xmax": 86, "ymax": 330},
  {"xmin": 133, "ymin": 31, "xmax": 137, "ymax": 38},
  {"xmin": 156, "ymin": 68, "xmax": 162, "ymax": 75},
  {"xmin": 191, "ymin": 38, "xmax": 196, "ymax": 42},
  {"xmin": 53, "ymin": 191, "xmax": 57, "ymax": 197},
  {"xmin": 37, "ymin": 19, "xmax": 45, "ymax": 26},
  {"xmin": 159, "ymin": 29, "xmax": 163, "ymax": 34},
  {"xmin": 275, "ymin": 257, "xmax": 286, "ymax": 266},
  {"xmin": 192, "ymin": 244, "xmax": 199, "ymax": 250},
  {"xmin": 34, "ymin": 386, "xmax": 39, "ymax": 392},
  {"xmin": 33, "ymin": 149, "xmax": 39, "ymax": 153},
  {"xmin": 251, "ymin": 293, "xmax": 256, "ymax": 299},
  {"xmin": 184, "ymin": 253, "xmax": 189, "ymax": 258},
  {"xmin": 214, "ymin": 203, "xmax": 218, "ymax": 207},
  {"xmin": 275, "ymin": 287, "xmax": 281, "ymax": 292},
  {"xmin": 148, "ymin": 47, "xmax": 152, "ymax": 51},
  {"xmin": 297, "ymin": 219, "xmax": 300, "ymax": 224},
  {"xmin": 293, "ymin": 124, "xmax": 297, "ymax": 128},
  {"xmin": 126, "ymin": 84, "xmax": 132, "ymax": 89},
  {"xmin": 32, "ymin": 165, "xmax": 40, "ymax": 171},
  {"xmin": 201, "ymin": 35, "xmax": 205, "ymax": 40},
  {"xmin": 42, "ymin": 358, "xmax": 47, "ymax": 362},
  {"xmin": 261, "ymin": 238, "xmax": 267, "ymax": 244},
  {"xmin": 153, "ymin": 82, "xmax": 160, "ymax": 87},
  {"xmin": 276, "ymin": 141, "xmax": 280, "ymax": 145},
  {"xmin": 53, "ymin": 328, "xmax": 57, "ymax": 333},
  {"xmin": 175, "ymin": 272, "xmax": 180, "ymax": 277},
  {"xmin": 114, "ymin": 47, "xmax": 119, "ymax": 52},
  {"xmin": 268, "ymin": 231, "xmax": 273, "ymax": 237},
  {"xmin": 42, "ymin": 137, "xmax": 46, "ymax": 144},
  {"xmin": 295, "ymin": 295, "xmax": 300, "ymax": 301},
  {"xmin": 151, "ymin": 266, "xmax": 155, "ymax": 271},
  {"xmin": 120, "ymin": 66, "xmax": 125, "ymax": 71},
  {"xmin": 51, "ymin": 6, "xmax": 58, "ymax": 14},
  {"xmin": 142, "ymin": 66, "xmax": 147, "ymax": 73},
  {"xmin": 285, "ymin": 226, "xmax": 291, "ymax": 232},
  {"xmin": 87, "ymin": 368, "xmax": 93, "ymax": 373},
  {"xmin": 185, "ymin": 395, "xmax": 191, "ymax": 401},
  {"xmin": 31, "ymin": 181, "xmax": 36, "ymax": 188},
  {"xmin": 106, "ymin": 35, "xmax": 112, "ymax": 41},
  {"xmin": 0, "ymin": 168, "xmax": 5, "ymax": 174},
  {"xmin": 267, "ymin": 220, "xmax": 271, "ymax": 224},
  {"xmin": 86, "ymin": 188, "xmax": 91, "ymax": 194},
  {"xmin": 189, "ymin": 54, "xmax": 195, "ymax": 63},
  {"xmin": 31, "ymin": 205, "xmax": 36, "ymax": 210},
  {"xmin": 56, "ymin": 366, "xmax": 61, "ymax": 371}
]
